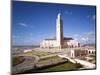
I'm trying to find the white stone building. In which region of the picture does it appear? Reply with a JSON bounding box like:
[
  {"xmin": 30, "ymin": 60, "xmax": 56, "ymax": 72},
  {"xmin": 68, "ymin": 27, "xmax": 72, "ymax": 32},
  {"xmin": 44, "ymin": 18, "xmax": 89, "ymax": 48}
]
[
  {"xmin": 70, "ymin": 48, "xmax": 95, "ymax": 58},
  {"xmin": 40, "ymin": 13, "xmax": 80, "ymax": 48}
]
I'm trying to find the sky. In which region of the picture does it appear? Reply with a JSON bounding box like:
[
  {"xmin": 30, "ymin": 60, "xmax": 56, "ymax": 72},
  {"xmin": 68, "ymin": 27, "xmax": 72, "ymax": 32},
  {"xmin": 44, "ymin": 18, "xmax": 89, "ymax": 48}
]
[{"xmin": 12, "ymin": 1, "xmax": 96, "ymax": 46}]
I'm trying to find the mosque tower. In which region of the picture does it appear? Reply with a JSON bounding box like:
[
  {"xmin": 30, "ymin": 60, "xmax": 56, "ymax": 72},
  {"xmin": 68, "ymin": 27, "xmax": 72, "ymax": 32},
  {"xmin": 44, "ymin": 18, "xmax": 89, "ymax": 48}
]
[{"xmin": 56, "ymin": 13, "xmax": 64, "ymax": 48}]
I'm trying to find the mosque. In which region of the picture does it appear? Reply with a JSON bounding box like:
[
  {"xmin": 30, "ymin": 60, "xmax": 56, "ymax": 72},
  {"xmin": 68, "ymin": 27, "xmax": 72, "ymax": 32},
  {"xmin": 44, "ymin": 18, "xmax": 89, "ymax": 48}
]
[{"xmin": 40, "ymin": 13, "xmax": 80, "ymax": 48}]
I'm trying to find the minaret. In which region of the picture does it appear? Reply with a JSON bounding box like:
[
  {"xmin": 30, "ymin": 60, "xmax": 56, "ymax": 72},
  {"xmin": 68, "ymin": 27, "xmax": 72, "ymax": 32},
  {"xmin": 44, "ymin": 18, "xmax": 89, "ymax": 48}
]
[{"xmin": 56, "ymin": 13, "xmax": 64, "ymax": 48}]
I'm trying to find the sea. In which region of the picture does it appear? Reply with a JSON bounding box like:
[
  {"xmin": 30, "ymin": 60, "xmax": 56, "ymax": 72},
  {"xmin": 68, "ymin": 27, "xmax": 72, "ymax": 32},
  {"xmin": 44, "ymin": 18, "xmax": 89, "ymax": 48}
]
[{"xmin": 11, "ymin": 45, "xmax": 39, "ymax": 55}]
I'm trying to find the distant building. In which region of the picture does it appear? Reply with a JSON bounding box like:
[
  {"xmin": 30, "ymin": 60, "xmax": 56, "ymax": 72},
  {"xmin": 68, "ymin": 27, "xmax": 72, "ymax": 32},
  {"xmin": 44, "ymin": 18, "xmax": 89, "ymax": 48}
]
[
  {"xmin": 70, "ymin": 48, "xmax": 96, "ymax": 58},
  {"xmin": 40, "ymin": 13, "xmax": 80, "ymax": 48},
  {"xmin": 70, "ymin": 49, "xmax": 88, "ymax": 58}
]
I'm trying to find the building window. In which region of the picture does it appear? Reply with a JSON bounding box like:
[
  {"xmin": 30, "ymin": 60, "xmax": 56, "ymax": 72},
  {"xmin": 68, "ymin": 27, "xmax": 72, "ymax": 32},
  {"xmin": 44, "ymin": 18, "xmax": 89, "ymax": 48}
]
[{"xmin": 89, "ymin": 51, "xmax": 90, "ymax": 54}]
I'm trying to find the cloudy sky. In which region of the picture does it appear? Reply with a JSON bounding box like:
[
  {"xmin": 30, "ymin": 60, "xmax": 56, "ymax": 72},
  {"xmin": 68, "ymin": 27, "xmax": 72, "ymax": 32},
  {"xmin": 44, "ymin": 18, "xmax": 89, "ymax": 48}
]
[{"xmin": 12, "ymin": 1, "xmax": 96, "ymax": 45}]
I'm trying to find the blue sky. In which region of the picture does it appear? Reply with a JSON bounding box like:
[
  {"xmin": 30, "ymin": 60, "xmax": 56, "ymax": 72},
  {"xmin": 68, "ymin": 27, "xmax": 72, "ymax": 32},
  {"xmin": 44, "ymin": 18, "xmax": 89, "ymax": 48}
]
[{"xmin": 12, "ymin": 1, "xmax": 96, "ymax": 45}]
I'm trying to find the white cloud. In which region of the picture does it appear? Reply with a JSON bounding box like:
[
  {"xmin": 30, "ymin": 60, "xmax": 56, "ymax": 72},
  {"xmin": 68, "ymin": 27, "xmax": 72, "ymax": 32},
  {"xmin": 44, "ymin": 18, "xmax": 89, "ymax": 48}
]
[
  {"xmin": 92, "ymin": 15, "xmax": 96, "ymax": 20},
  {"xmin": 19, "ymin": 23, "xmax": 27, "ymax": 27},
  {"xmin": 12, "ymin": 35, "xmax": 16, "ymax": 38},
  {"xmin": 87, "ymin": 15, "xmax": 90, "ymax": 18},
  {"xmin": 87, "ymin": 14, "xmax": 96, "ymax": 20},
  {"xmin": 12, "ymin": 35, "xmax": 19, "ymax": 39},
  {"xmin": 74, "ymin": 34, "xmax": 79, "ymax": 37},
  {"xmin": 79, "ymin": 31, "xmax": 95, "ymax": 44},
  {"xmin": 81, "ymin": 37, "xmax": 88, "ymax": 41},
  {"xmin": 64, "ymin": 11, "xmax": 72, "ymax": 15},
  {"xmin": 83, "ymin": 32, "xmax": 95, "ymax": 38},
  {"xmin": 73, "ymin": 32, "xmax": 95, "ymax": 44}
]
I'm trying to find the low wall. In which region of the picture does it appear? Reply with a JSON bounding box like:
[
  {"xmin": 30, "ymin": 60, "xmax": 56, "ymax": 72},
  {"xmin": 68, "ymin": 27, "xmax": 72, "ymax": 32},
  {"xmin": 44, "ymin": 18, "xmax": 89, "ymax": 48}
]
[
  {"xmin": 35, "ymin": 59, "xmax": 67, "ymax": 68},
  {"xmin": 74, "ymin": 59, "xmax": 95, "ymax": 68},
  {"xmin": 58, "ymin": 55, "xmax": 76, "ymax": 63},
  {"xmin": 58, "ymin": 55, "xmax": 95, "ymax": 69}
]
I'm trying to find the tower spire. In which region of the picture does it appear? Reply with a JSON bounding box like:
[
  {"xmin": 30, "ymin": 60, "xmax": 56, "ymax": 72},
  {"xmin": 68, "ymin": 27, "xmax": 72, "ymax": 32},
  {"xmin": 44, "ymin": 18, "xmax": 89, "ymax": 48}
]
[
  {"xmin": 57, "ymin": 13, "xmax": 61, "ymax": 18},
  {"xmin": 56, "ymin": 13, "xmax": 64, "ymax": 48}
]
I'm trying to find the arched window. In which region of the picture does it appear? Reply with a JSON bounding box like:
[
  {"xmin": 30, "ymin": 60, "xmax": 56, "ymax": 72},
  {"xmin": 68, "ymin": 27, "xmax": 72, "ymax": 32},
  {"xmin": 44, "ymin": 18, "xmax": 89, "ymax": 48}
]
[
  {"xmin": 92, "ymin": 51, "xmax": 94, "ymax": 54},
  {"xmin": 89, "ymin": 51, "xmax": 90, "ymax": 54}
]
